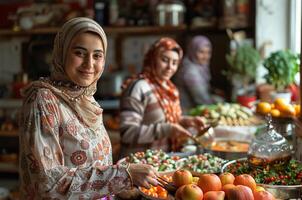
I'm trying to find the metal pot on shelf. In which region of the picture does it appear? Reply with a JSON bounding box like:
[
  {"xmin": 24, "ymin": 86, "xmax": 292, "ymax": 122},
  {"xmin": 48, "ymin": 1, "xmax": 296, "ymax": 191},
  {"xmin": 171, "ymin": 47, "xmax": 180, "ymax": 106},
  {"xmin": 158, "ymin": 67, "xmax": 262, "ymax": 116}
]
[{"xmin": 155, "ymin": 0, "xmax": 185, "ymax": 26}]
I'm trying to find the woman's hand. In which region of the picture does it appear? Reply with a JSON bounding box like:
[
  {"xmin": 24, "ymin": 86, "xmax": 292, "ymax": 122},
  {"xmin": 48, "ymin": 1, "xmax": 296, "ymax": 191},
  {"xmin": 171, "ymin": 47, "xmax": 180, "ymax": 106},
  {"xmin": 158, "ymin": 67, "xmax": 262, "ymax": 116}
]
[
  {"xmin": 128, "ymin": 164, "xmax": 159, "ymax": 189},
  {"xmin": 179, "ymin": 116, "xmax": 205, "ymax": 133},
  {"xmin": 170, "ymin": 123, "xmax": 192, "ymax": 151}
]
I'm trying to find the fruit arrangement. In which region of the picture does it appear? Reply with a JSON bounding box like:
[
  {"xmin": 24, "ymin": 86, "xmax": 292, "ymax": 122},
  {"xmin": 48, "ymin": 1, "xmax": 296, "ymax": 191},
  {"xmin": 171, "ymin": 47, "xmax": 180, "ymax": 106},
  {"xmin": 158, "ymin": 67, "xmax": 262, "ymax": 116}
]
[
  {"xmin": 125, "ymin": 149, "xmax": 181, "ymax": 172},
  {"xmin": 140, "ymin": 169, "xmax": 276, "ymax": 200},
  {"xmin": 224, "ymin": 159, "xmax": 302, "ymax": 186},
  {"xmin": 189, "ymin": 103, "xmax": 262, "ymax": 126},
  {"xmin": 256, "ymin": 98, "xmax": 300, "ymax": 118},
  {"xmin": 140, "ymin": 184, "xmax": 169, "ymax": 199},
  {"xmin": 139, "ymin": 173, "xmax": 199, "ymax": 200},
  {"xmin": 177, "ymin": 153, "xmax": 226, "ymax": 174}
]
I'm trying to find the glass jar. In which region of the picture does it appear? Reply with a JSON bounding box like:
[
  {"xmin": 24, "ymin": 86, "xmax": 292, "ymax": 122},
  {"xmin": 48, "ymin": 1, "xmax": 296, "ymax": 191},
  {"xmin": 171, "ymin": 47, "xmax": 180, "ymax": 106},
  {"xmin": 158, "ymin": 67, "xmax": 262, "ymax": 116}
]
[{"xmin": 247, "ymin": 117, "xmax": 292, "ymax": 167}]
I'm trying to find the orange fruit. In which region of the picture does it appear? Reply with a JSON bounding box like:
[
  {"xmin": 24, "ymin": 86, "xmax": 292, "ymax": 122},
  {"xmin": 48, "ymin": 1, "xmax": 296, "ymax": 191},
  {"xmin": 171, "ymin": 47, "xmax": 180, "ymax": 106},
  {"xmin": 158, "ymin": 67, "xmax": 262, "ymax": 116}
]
[
  {"xmin": 274, "ymin": 98, "xmax": 288, "ymax": 111},
  {"xmin": 219, "ymin": 172, "xmax": 235, "ymax": 186},
  {"xmin": 197, "ymin": 173, "xmax": 222, "ymax": 193},
  {"xmin": 280, "ymin": 104, "xmax": 296, "ymax": 117},
  {"xmin": 256, "ymin": 102, "xmax": 271, "ymax": 114},
  {"xmin": 294, "ymin": 104, "xmax": 301, "ymax": 116},
  {"xmin": 270, "ymin": 109, "xmax": 281, "ymax": 117}
]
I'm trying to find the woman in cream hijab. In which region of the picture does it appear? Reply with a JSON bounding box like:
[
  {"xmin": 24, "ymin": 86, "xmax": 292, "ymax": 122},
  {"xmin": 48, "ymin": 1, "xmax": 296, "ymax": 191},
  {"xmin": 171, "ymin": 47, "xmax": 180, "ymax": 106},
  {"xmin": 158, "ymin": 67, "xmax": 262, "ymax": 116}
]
[{"xmin": 19, "ymin": 17, "xmax": 158, "ymax": 199}]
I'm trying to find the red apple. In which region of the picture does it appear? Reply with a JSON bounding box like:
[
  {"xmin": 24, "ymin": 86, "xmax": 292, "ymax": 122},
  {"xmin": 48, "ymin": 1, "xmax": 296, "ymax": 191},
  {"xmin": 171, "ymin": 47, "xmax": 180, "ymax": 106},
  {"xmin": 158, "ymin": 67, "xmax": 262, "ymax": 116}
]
[
  {"xmin": 203, "ymin": 191, "xmax": 225, "ymax": 200},
  {"xmin": 227, "ymin": 185, "xmax": 254, "ymax": 200},
  {"xmin": 180, "ymin": 184, "xmax": 203, "ymax": 200},
  {"xmin": 253, "ymin": 185, "xmax": 266, "ymax": 195},
  {"xmin": 173, "ymin": 169, "xmax": 193, "ymax": 188},
  {"xmin": 219, "ymin": 172, "xmax": 235, "ymax": 185},
  {"xmin": 175, "ymin": 185, "xmax": 186, "ymax": 200},
  {"xmin": 254, "ymin": 190, "xmax": 275, "ymax": 200},
  {"xmin": 234, "ymin": 174, "xmax": 257, "ymax": 191},
  {"xmin": 222, "ymin": 184, "xmax": 236, "ymax": 196}
]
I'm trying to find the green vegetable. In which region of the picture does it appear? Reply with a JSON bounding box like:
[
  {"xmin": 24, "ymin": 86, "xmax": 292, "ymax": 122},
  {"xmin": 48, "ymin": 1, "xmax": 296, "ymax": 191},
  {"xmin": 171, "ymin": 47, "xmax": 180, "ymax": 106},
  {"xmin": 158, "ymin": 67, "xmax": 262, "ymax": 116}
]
[
  {"xmin": 224, "ymin": 44, "xmax": 261, "ymax": 94},
  {"xmin": 263, "ymin": 50, "xmax": 300, "ymax": 92}
]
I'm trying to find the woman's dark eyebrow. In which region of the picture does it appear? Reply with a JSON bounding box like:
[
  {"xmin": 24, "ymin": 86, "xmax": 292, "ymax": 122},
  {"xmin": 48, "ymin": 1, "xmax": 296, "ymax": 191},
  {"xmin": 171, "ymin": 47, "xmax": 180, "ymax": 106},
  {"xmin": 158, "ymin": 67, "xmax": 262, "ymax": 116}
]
[
  {"xmin": 72, "ymin": 46, "xmax": 103, "ymax": 53},
  {"xmin": 73, "ymin": 46, "xmax": 87, "ymax": 51},
  {"xmin": 162, "ymin": 54, "xmax": 179, "ymax": 61}
]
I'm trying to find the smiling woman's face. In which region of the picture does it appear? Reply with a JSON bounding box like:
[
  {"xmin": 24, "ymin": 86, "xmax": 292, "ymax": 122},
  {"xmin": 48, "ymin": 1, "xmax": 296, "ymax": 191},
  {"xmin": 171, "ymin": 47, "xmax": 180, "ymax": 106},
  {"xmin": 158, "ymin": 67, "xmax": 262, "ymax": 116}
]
[
  {"xmin": 64, "ymin": 32, "xmax": 105, "ymax": 87},
  {"xmin": 154, "ymin": 50, "xmax": 180, "ymax": 81},
  {"xmin": 195, "ymin": 46, "xmax": 211, "ymax": 65}
]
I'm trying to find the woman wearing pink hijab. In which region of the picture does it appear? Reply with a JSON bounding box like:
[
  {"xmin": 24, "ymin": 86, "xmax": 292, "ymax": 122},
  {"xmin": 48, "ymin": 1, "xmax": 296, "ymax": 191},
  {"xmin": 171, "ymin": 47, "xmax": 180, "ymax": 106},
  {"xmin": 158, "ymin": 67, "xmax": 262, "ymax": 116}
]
[{"xmin": 175, "ymin": 35, "xmax": 223, "ymax": 113}]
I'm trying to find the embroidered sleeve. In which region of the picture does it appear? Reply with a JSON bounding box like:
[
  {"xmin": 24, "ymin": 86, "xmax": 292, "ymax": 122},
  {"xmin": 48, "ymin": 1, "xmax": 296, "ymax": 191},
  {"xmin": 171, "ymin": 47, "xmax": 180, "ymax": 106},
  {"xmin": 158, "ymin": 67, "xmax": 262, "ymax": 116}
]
[{"xmin": 19, "ymin": 89, "xmax": 132, "ymax": 199}]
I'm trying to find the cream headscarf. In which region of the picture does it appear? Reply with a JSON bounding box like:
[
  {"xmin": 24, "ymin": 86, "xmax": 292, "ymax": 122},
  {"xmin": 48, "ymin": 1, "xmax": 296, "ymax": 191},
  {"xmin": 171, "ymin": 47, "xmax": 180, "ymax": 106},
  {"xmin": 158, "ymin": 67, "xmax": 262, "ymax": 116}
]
[{"xmin": 22, "ymin": 17, "xmax": 107, "ymax": 132}]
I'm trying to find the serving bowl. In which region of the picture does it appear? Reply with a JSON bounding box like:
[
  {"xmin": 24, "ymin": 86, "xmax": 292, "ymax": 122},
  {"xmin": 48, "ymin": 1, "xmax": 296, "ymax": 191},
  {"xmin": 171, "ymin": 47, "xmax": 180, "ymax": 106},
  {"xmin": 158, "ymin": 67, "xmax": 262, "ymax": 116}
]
[
  {"xmin": 138, "ymin": 188, "xmax": 174, "ymax": 200},
  {"xmin": 197, "ymin": 126, "xmax": 256, "ymax": 160},
  {"xmin": 221, "ymin": 158, "xmax": 302, "ymax": 199}
]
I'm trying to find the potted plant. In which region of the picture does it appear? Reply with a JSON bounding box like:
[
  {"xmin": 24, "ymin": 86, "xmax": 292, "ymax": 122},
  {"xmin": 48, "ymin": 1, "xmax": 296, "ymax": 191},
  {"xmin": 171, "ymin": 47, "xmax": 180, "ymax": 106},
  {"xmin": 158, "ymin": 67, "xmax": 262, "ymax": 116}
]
[
  {"xmin": 224, "ymin": 43, "xmax": 261, "ymax": 107},
  {"xmin": 263, "ymin": 49, "xmax": 300, "ymax": 103}
]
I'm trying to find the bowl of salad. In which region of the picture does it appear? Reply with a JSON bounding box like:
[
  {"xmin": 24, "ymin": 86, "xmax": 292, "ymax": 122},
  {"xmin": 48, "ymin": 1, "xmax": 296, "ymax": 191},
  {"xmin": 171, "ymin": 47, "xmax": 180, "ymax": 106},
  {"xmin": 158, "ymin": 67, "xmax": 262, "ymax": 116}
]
[
  {"xmin": 176, "ymin": 153, "xmax": 226, "ymax": 174},
  {"xmin": 222, "ymin": 158, "xmax": 302, "ymax": 199},
  {"xmin": 117, "ymin": 149, "xmax": 181, "ymax": 172}
]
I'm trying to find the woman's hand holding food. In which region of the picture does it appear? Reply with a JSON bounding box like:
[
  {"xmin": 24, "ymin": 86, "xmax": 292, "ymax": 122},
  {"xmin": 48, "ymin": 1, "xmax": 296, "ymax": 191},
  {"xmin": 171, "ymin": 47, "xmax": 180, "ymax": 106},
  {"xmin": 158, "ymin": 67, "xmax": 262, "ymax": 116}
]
[
  {"xmin": 128, "ymin": 163, "xmax": 159, "ymax": 189},
  {"xmin": 180, "ymin": 116, "xmax": 205, "ymax": 132}
]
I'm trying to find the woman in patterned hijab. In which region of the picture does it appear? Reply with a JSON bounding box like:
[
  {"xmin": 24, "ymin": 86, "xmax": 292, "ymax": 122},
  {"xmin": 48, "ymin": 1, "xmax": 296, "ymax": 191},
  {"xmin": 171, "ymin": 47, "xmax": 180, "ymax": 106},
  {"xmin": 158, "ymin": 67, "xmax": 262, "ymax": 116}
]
[
  {"xmin": 120, "ymin": 38, "xmax": 204, "ymax": 156},
  {"xmin": 19, "ymin": 17, "xmax": 159, "ymax": 199}
]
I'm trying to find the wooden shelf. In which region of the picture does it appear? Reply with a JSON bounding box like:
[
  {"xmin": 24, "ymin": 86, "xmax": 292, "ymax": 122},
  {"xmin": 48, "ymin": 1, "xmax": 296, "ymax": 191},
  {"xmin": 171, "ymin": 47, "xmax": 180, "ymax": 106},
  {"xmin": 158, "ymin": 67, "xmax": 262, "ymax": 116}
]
[
  {"xmin": 0, "ymin": 25, "xmax": 187, "ymax": 36},
  {"xmin": 0, "ymin": 24, "xmax": 256, "ymax": 37},
  {"xmin": 0, "ymin": 99, "xmax": 22, "ymax": 108},
  {"xmin": 0, "ymin": 130, "xmax": 18, "ymax": 137},
  {"xmin": 0, "ymin": 162, "xmax": 18, "ymax": 173}
]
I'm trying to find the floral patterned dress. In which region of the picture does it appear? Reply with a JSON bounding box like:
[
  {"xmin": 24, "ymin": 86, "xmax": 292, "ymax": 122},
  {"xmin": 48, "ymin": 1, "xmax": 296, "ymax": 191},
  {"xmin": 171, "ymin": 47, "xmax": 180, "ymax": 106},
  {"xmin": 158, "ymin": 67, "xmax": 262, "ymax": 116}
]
[{"xmin": 19, "ymin": 88, "xmax": 132, "ymax": 199}]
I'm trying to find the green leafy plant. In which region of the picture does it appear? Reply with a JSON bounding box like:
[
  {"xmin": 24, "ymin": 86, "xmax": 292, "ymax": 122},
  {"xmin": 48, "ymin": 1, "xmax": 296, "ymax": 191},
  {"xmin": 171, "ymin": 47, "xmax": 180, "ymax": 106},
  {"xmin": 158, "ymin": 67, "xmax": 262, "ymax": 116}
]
[
  {"xmin": 224, "ymin": 44, "xmax": 261, "ymax": 94},
  {"xmin": 263, "ymin": 50, "xmax": 300, "ymax": 92}
]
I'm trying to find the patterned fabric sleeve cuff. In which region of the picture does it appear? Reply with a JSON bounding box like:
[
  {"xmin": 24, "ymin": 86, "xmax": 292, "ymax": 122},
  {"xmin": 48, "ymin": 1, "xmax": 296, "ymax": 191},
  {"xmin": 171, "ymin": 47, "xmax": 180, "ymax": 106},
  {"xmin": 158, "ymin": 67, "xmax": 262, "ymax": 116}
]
[{"xmin": 125, "ymin": 163, "xmax": 134, "ymax": 188}]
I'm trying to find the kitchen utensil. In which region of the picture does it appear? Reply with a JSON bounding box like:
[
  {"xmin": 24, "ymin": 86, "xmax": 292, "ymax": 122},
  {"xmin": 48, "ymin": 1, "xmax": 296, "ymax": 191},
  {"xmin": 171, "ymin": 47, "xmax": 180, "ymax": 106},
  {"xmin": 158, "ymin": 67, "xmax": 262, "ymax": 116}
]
[
  {"xmin": 195, "ymin": 120, "xmax": 219, "ymax": 138},
  {"xmin": 156, "ymin": 176, "xmax": 177, "ymax": 195},
  {"xmin": 188, "ymin": 120, "xmax": 219, "ymax": 147}
]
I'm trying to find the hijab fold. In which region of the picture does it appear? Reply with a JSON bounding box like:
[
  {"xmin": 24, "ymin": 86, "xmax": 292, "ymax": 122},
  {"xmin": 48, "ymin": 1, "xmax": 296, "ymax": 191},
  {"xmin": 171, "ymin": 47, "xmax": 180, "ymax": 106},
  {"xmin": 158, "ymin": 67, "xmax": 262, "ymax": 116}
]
[{"xmin": 22, "ymin": 17, "xmax": 107, "ymax": 132}]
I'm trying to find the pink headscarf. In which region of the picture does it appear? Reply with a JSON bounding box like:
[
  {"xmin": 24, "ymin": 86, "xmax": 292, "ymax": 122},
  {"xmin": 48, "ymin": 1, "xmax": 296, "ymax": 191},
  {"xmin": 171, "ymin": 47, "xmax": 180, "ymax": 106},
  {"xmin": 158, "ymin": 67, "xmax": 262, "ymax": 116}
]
[
  {"xmin": 187, "ymin": 35, "xmax": 212, "ymax": 64},
  {"xmin": 184, "ymin": 35, "xmax": 212, "ymax": 85}
]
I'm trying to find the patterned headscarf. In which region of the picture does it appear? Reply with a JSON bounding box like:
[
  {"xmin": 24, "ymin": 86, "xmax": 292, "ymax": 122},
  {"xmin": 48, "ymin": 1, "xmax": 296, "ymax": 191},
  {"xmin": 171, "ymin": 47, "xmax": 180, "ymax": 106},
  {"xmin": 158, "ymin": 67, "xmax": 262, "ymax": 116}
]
[
  {"xmin": 22, "ymin": 17, "xmax": 107, "ymax": 132},
  {"xmin": 123, "ymin": 37, "xmax": 183, "ymax": 123}
]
